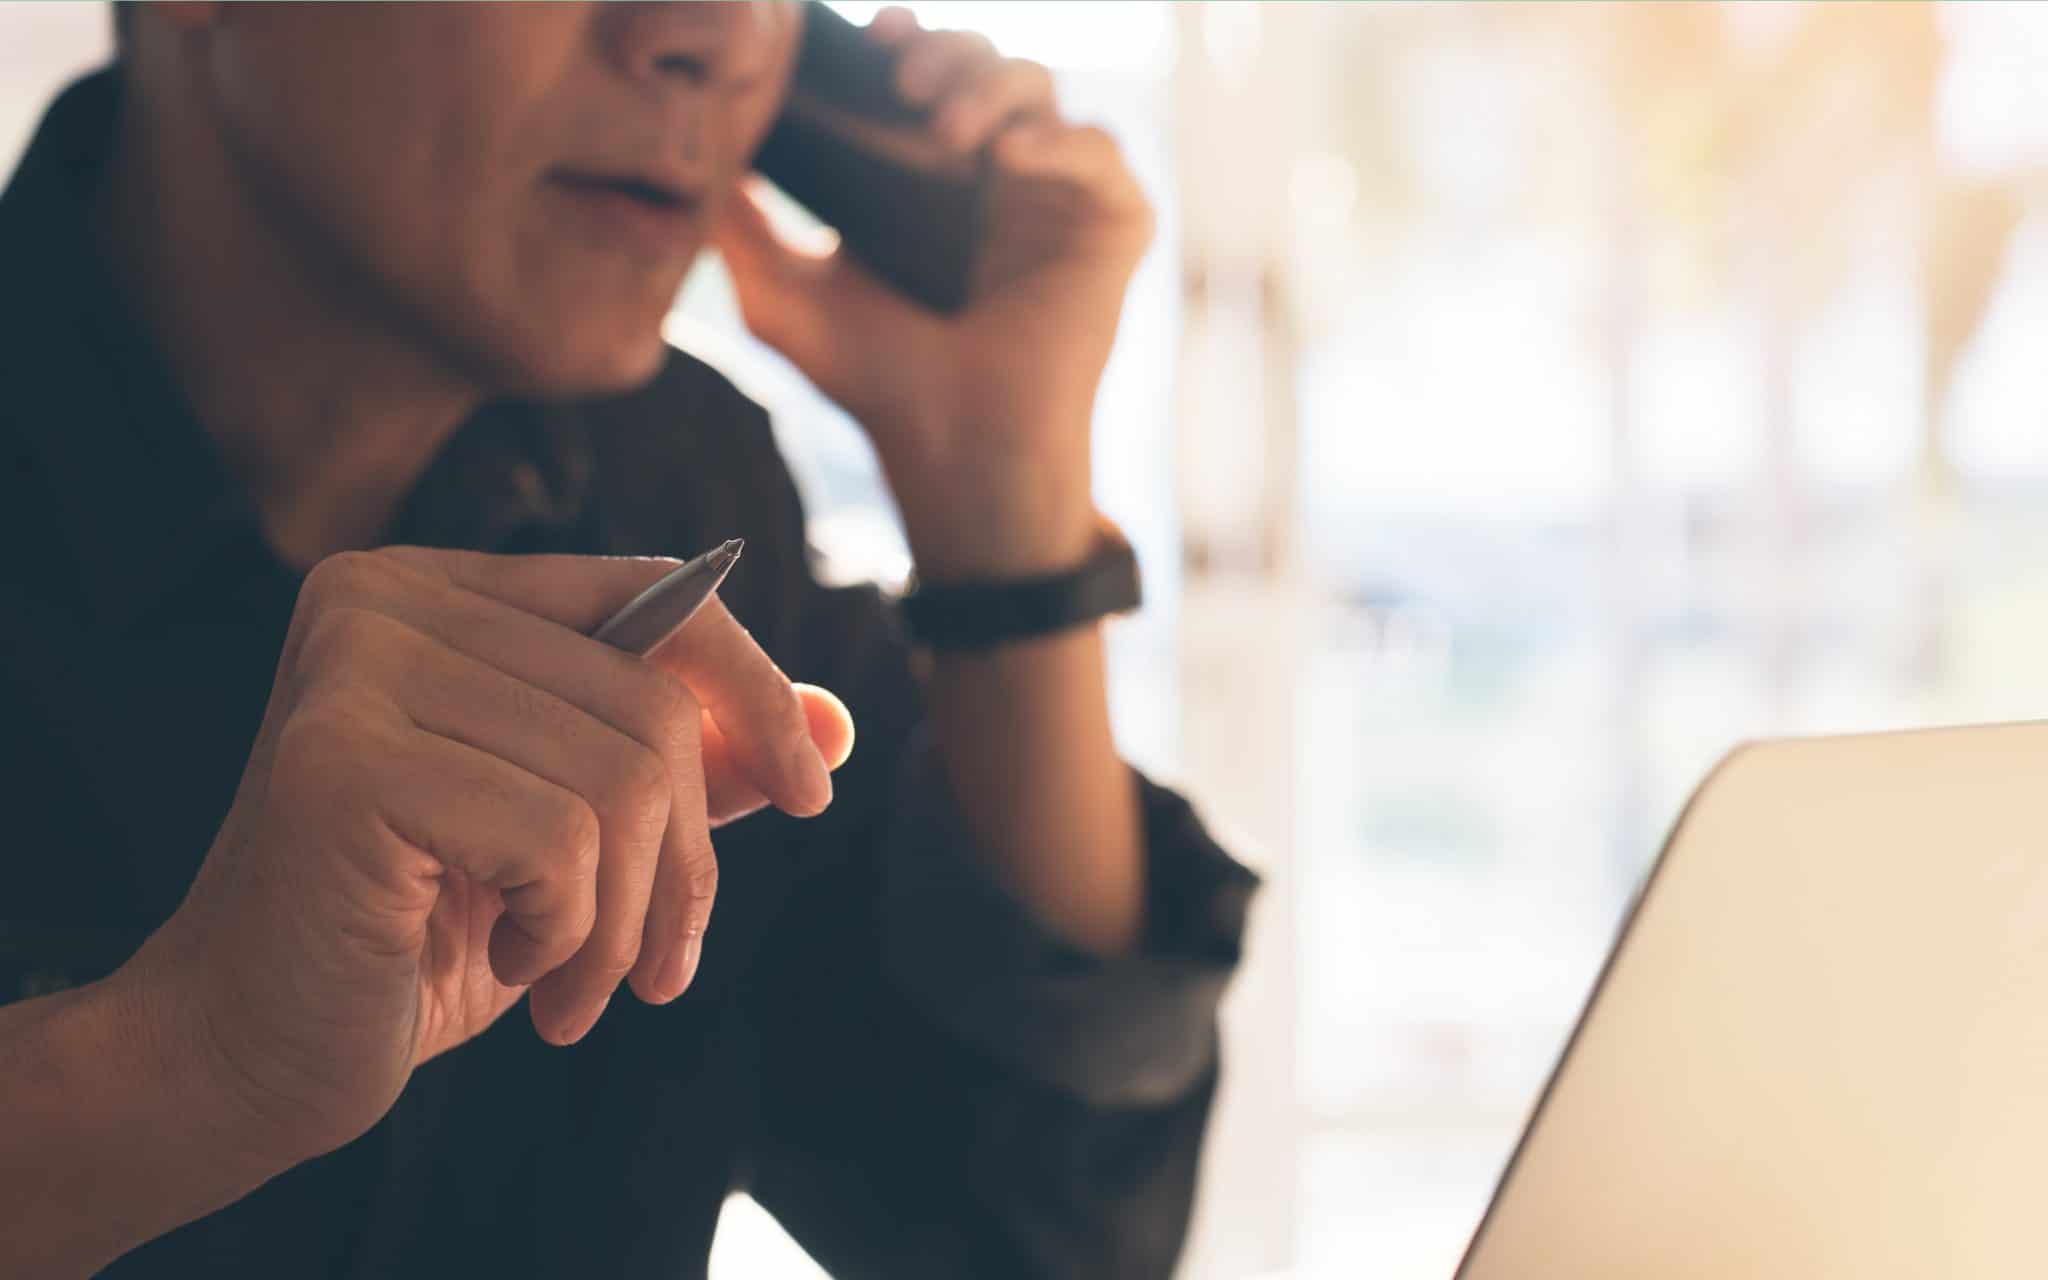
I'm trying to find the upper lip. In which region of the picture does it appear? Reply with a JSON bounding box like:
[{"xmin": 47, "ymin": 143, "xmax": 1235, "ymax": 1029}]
[{"xmin": 551, "ymin": 167, "xmax": 706, "ymax": 212}]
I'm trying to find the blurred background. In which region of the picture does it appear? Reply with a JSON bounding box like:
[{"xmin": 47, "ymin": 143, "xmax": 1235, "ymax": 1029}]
[{"xmin": 14, "ymin": 2, "xmax": 2048, "ymax": 1276}]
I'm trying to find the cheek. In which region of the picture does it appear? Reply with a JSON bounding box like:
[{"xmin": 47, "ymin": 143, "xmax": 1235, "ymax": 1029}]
[
  {"xmin": 212, "ymin": 4, "xmax": 703, "ymax": 392},
  {"xmin": 388, "ymin": 88, "xmax": 689, "ymax": 381},
  {"xmin": 335, "ymin": 94, "xmax": 685, "ymax": 388},
  {"xmin": 371, "ymin": 67, "xmax": 560, "ymax": 315},
  {"xmin": 214, "ymin": 37, "xmax": 535, "ymax": 341},
  {"xmin": 339, "ymin": 111, "xmax": 687, "ymax": 392}
]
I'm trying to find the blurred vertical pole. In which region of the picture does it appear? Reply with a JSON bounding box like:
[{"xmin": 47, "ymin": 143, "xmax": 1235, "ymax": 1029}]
[
  {"xmin": 1756, "ymin": 312, "xmax": 1796, "ymax": 720},
  {"xmin": 1909, "ymin": 80, "xmax": 1954, "ymax": 697},
  {"xmin": 1913, "ymin": 18, "xmax": 2019, "ymax": 698},
  {"xmin": 1169, "ymin": 3, "xmax": 1314, "ymax": 1276},
  {"xmin": 1743, "ymin": 11, "xmax": 1805, "ymax": 733},
  {"xmin": 1598, "ymin": 10, "xmax": 1651, "ymax": 893},
  {"xmin": 1758, "ymin": 173, "xmax": 1806, "ymax": 731}
]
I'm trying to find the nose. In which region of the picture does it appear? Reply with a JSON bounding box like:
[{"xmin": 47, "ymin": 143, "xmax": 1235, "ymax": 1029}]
[{"xmin": 603, "ymin": 1, "xmax": 787, "ymax": 94}]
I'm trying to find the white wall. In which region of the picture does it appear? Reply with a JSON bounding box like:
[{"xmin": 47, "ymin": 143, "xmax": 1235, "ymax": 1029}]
[{"xmin": 0, "ymin": 2, "xmax": 108, "ymax": 176}]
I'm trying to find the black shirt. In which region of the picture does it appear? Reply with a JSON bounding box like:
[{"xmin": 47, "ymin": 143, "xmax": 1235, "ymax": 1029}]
[{"xmin": 0, "ymin": 71, "xmax": 1256, "ymax": 1279}]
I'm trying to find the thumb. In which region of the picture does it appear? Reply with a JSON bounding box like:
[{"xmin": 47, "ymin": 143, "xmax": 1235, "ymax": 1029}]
[{"xmin": 701, "ymin": 683, "xmax": 856, "ymax": 825}]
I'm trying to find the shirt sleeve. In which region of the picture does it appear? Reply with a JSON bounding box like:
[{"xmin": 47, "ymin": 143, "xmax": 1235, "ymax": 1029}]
[
  {"xmin": 878, "ymin": 727, "xmax": 1257, "ymax": 1108},
  {"xmin": 729, "ymin": 419, "xmax": 1259, "ymax": 1279}
]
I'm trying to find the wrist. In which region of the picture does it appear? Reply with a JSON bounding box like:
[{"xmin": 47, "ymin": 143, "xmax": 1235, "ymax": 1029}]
[
  {"xmin": 909, "ymin": 519, "xmax": 1096, "ymax": 581},
  {"xmin": 898, "ymin": 475, "xmax": 1098, "ymax": 582},
  {"xmin": 100, "ymin": 948, "xmax": 294, "ymax": 1196},
  {"xmin": 0, "ymin": 964, "xmax": 280, "ymax": 1274},
  {"xmin": 874, "ymin": 407, "xmax": 1099, "ymax": 581}
]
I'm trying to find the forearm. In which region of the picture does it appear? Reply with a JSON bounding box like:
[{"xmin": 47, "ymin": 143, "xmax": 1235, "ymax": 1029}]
[
  {"xmin": 883, "ymin": 394, "xmax": 1148, "ymax": 952},
  {"xmin": 0, "ymin": 961, "xmax": 275, "ymax": 1277},
  {"xmin": 925, "ymin": 621, "xmax": 1144, "ymax": 955}
]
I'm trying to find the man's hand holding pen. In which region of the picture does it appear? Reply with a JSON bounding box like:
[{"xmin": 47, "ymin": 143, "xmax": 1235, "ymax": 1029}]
[{"xmin": 109, "ymin": 544, "xmax": 851, "ymax": 1180}]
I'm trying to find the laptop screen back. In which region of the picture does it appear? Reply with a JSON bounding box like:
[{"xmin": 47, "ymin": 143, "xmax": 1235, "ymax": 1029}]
[{"xmin": 1458, "ymin": 722, "xmax": 2048, "ymax": 1280}]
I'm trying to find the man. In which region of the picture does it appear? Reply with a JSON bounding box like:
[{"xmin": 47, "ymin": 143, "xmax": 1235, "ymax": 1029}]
[{"xmin": 0, "ymin": 3, "xmax": 1255, "ymax": 1277}]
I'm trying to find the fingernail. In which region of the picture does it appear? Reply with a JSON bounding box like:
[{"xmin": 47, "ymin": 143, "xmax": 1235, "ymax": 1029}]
[
  {"xmin": 658, "ymin": 938, "xmax": 685, "ymax": 997},
  {"xmin": 673, "ymin": 934, "xmax": 704, "ymax": 997},
  {"xmin": 798, "ymin": 742, "xmax": 834, "ymax": 814},
  {"xmin": 659, "ymin": 931, "xmax": 704, "ymax": 999}
]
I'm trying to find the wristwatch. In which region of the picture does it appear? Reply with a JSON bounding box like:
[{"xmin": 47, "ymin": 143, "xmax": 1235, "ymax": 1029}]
[{"xmin": 897, "ymin": 522, "xmax": 1144, "ymax": 653}]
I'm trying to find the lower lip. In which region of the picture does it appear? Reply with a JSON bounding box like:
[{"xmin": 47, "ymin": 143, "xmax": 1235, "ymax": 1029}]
[{"xmin": 550, "ymin": 181, "xmax": 703, "ymax": 258}]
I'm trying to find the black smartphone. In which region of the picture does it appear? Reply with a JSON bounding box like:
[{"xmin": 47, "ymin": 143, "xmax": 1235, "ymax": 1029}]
[{"xmin": 751, "ymin": 2, "xmax": 988, "ymax": 313}]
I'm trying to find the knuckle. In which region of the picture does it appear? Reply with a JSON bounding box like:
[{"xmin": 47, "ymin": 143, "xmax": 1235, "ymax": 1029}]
[
  {"xmin": 592, "ymin": 937, "xmax": 641, "ymax": 981},
  {"xmin": 900, "ymin": 37, "xmax": 941, "ymax": 71},
  {"xmin": 369, "ymin": 544, "xmax": 442, "ymax": 579},
  {"xmin": 272, "ymin": 695, "xmax": 384, "ymax": 798},
  {"xmin": 594, "ymin": 742, "xmax": 671, "ymax": 832},
  {"xmin": 504, "ymin": 676, "xmax": 559, "ymax": 730},
  {"xmin": 300, "ymin": 549, "xmax": 387, "ymax": 609},
  {"xmin": 769, "ymin": 684, "xmax": 813, "ymax": 759},
  {"xmin": 296, "ymin": 553, "xmax": 349, "ymax": 611},
  {"xmin": 623, "ymin": 741, "xmax": 673, "ymax": 806},
  {"xmin": 683, "ymin": 856, "xmax": 720, "ymax": 906},
  {"xmin": 619, "ymin": 685, "xmax": 701, "ymax": 788},
  {"xmin": 1012, "ymin": 57, "xmax": 1052, "ymax": 90},
  {"xmin": 299, "ymin": 605, "xmax": 403, "ymax": 676},
  {"xmin": 289, "ymin": 554, "xmax": 376, "ymax": 666},
  {"xmin": 283, "ymin": 688, "xmax": 385, "ymax": 747},
  {"xmin": 565, "ymin": 877, "xmax": 600, "ymax": 946},
  {"xmin": 634, "ymin": 669, "xmax": 698, "ymax": 745},
  {"xmin": 549, "ymin": 793, "xmax": 604, "ymax": 878}
]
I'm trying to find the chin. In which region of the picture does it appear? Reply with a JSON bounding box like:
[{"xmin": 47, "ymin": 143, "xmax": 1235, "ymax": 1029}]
[{"xmin": 475, "ymin": 315, "xmax": 674, "ymax": 399}]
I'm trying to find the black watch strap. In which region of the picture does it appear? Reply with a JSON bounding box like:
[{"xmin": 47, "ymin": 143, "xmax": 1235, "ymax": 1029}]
[{"xmin": 897, "ymin": 531, "xmax": 1143, "ymax": 652}]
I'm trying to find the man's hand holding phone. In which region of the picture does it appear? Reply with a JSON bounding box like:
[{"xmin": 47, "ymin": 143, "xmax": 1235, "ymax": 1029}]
[
  {"xmin": 113, "ymin": 546, "xmax": 851, "ymax": 1177},
  {"xmin": 716, "ymin": 5, "xmax": 1154, "ymax": 583}
]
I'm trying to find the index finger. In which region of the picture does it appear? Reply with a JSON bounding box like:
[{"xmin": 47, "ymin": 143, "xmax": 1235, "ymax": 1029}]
[
  {"xmin": 933, "ymin": 57, "xmax": 1058, "ymax": 151},
  {"xmin": 378, "ymin": 546, "xmax": 686, "ymax": 635},
  {"xmin": 381, "ymin": 544, "xmax": 839, "ymax": 816},
  {"xmin": 646, "ymin": 594, "xmax": 837, "ymax": 819}
]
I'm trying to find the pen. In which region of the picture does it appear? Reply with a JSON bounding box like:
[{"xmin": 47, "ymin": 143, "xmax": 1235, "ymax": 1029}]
[{"xmin": 588, "ymin": 538, "xmax": 743, "ymax": 656}]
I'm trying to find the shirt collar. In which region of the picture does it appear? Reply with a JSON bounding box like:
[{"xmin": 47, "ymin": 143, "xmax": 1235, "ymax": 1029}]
[{"xmin": 0, "ymin": 68, "xmax": 600, "ymax": 630}]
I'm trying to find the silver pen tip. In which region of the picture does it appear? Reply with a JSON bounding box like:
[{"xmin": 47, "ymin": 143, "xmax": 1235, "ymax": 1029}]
[{"xmin": 713, "ymin": 538, "xmax": 744, "ymax": 565}]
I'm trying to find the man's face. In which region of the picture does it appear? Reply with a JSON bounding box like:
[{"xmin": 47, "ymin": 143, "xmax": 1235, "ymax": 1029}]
[{"xmin": 195, "ymin": 2, "xmax": 798, "ymax": 394}]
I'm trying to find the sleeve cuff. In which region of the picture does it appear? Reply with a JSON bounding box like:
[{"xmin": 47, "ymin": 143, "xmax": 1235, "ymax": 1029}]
[{"xmin": 878, "ymin": 730, "xmax": 1261, "ymax": 1108}]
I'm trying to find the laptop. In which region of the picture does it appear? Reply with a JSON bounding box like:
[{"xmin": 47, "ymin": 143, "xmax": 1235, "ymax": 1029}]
[{"xmin": 1456, "ymin": 721, "xmax": 2048, "ymax": 1279}]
